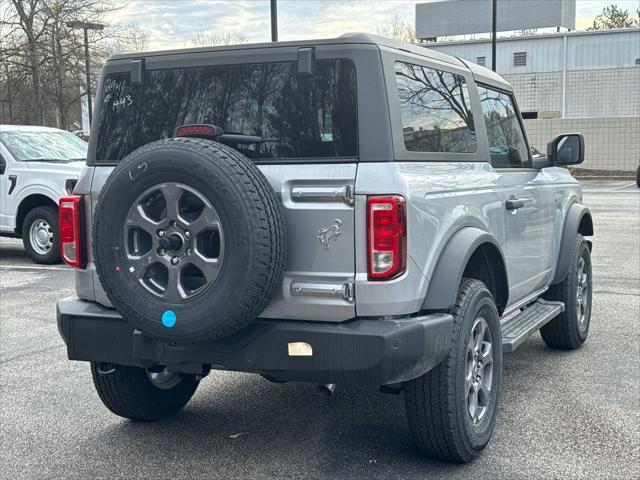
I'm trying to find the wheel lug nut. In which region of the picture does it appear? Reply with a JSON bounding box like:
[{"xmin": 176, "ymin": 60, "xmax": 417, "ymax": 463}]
[
  {"xmin": 158, "ymin": 230, "xmax": 166, "ymax": 238},
  {"xmin": 184, "ymin": 230, "xmax": 191, "ymax": 238},
  {"xmin": 171, "ymin": 256, "xmax": 180, "ymax": 265},
  {"xmin": 159, "ymin": 249, "xmax": 166, "ymax": 256}
]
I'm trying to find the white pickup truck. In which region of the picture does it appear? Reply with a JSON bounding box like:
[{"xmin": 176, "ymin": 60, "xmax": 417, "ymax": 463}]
[{"xmin": 0, "ymin": 125, "xmax": 86, "ymax": 263}]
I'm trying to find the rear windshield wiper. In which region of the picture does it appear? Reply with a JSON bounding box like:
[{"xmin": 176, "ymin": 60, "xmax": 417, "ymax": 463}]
[{"xmin": 218, "ymin": 133, "xmax": 280, "ymax": 145}]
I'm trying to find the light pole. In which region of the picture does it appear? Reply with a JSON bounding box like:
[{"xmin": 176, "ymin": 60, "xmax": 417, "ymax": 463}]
[
  {"xmin": 270, "ymin": 0, "xmax": 278, "ymax": 42},
  {"xmin": 491, "ymin": 0, "xmax": 497, "ymax": 71},
  {"xmin": 67, "ymin": 21, "xmax": 104, "ymax": 125}
]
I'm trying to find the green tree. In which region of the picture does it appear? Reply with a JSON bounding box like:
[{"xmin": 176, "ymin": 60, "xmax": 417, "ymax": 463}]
[{"xmin": 588, "ymin": 5, "xmax": 635, "ymax": 30}]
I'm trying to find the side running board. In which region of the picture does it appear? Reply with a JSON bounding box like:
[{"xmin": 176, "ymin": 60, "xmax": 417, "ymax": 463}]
[{"xmin": 501, "ymin": 299, "xmax": 565, "ymax": 353}]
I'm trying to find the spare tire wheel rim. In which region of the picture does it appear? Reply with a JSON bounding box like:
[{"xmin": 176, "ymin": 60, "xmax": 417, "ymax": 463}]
[{"xmin": 124, "ymin": 182, "xmax": 224, "ymax": 302}]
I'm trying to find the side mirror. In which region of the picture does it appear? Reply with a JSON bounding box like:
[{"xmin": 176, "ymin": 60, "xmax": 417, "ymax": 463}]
[
  {"xmin": 0, "ymin": 154, "xmax": 6, "ymax": 175},
  {"xmin": 547, "ymin": 133, "xmax": 585, "ymax": 166},
  {"xmin": 530, "ymin": 147, "xmax": 552, "ymax": 169}
]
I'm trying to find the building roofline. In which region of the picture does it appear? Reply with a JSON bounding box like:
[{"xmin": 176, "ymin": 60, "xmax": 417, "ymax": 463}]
[{"xmin": 421, "ymin": 27, "xmax": 640, "ymax": 47}]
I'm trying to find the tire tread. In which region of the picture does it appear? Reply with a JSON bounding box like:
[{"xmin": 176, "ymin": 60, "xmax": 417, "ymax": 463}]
[
  {"xmin": 541, "ymin": 234, "xmax": 591, "ymax": 350},
  {"xmin": 405, "ymin": 278, "xmax": 498, "ymax": 463},
  {"xmin": 90, "ymin": 363, "xmax": 198, "ymax": 421}
]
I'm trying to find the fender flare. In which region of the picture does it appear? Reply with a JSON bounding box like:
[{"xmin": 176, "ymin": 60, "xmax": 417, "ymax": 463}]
[
  {"xmin": 552, "ymin": 203, "xmax": 593, "ymax": 284},
  {"xmin": 14, "ymin": 188, "xmax": 59, "ymax": 232},
  {"xmin": 422, "ymin": 227, "xmax": 508, "ymax": 312}
]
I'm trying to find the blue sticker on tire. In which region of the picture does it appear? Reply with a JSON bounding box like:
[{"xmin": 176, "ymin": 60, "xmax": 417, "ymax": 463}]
[{"xmin": 162, "ymin": 310, "xmax": 176, "ymax": 328}]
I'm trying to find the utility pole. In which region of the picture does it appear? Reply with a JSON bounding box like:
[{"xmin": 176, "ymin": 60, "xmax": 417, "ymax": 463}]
[
  {"xmin": 67, "ymin": 21, "xmax": 104, "ymax": 126},
  {"xmin": 270, "ymin": 0, "xmax": 278, "ymax": 42},
  {"xmin": 491, "ymin": 0, "xmax": 497, "ymax": 71}
]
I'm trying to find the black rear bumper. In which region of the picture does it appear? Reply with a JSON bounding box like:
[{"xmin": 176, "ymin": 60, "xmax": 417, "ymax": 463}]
[{"xmin": 57, "ymin": 296, "xmax": 453, "ymax": 386}]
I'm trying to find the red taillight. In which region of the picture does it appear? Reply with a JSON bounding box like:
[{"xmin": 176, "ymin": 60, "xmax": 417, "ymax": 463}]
[
  {"xmin": 59, "ymin": 195, "xmax": 85, "ymax": 269},
  {"xmin": 175, "ymin": 124, "xmax": 218, "ymax": 139},
  {"xmin": 367, "ymin": 195, "xmax": 407, "ymax": 280}
]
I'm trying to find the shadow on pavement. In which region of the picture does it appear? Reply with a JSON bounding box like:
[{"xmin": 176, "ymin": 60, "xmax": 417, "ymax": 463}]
[
  {"xmin": 81, "ymin": 376, "xmax": 462, "ymax": 478},
  {"xmin": 0, "ymin": 242, "xmax": 31, "ymax": 263}
]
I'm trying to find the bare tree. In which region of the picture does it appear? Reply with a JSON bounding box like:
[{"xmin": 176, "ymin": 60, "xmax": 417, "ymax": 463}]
[
  {"xmin": 1, "ymin": 0, "xmax": 51, "ymax": 124},
  {"xmin": 191, "ymin": 30, "xmax": 249, "ymax": 47},
  {"xmin": 0, "ymin": 0, "xmax": 123, "ymax": 127},
  {"xmin": 377, "ymin": 15, "xmax": 416, "ymax": 44},
  {"xmin": 109, "ymin": 23, "xmax": 150, "ymax": 54}
]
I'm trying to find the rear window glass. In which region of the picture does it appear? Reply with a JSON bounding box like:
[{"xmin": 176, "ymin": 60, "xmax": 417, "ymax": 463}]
[
  {"xmin": 95, "ymin": 60, "xmax": 357, "ymax": 162},
  {"xmin": 394, "ymin": 61, "xmax": 476, "ymax": 153}
]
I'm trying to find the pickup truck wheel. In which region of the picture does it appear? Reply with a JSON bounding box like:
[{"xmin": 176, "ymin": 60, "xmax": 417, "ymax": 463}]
[
  {"xmin": 22, "ymin": 206, "xmax": 61, "ymax": 264},
  {"xmin": 541, "ymin": 234, "xmax": 592, "ymax": 349},
  {"xmin": 404, "ymin": 279, "xmax": 502, "ymax": 463},
  {"xmin": 90, "ymin": 363, "xmax": 198, "ymax": 421},
  {"xmin": 93, "ymin": 137, "xmax": 286, "ymax": 344}
]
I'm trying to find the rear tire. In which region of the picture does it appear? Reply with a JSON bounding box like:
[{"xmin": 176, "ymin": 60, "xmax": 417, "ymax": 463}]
[
  {"xmin": 541, "ymin": 234, "xmax": 592, "ymax": 350},
  {"xmin": 404, "ymin": 279, "xmax": 502, "ymax": 463},
  {"xmin": 22, "ymin": 206, "xmax": 61, "ymax": 264},
  {"xmin": 91, "ymin": 363, "xmax": 199, "ymax": 421}
]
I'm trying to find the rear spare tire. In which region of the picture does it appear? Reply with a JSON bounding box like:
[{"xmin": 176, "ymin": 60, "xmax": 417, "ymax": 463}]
[{"xmin": 93, "ymin": 138, "xmax": 286, "ymax": 344}]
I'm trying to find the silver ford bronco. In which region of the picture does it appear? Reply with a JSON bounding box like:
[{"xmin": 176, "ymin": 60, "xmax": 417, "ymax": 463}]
[{"xmin": 57, "ymin": 34, "xmax": 593, "ymax": 463}]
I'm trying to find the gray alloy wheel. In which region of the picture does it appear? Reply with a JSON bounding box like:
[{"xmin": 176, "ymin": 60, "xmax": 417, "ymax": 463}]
[
  {"xmin": 576, "ymin": 256, "xmax": 590, "ymax": 334},
  {"xmin": 124, "ymin": 182, "xmax": 224, "ymax": 302},
  {"xmin": 29, "ymin": 219, "xmax": 54, "ymax": 255},
  {"xmin": 466, "ymin": 316, "xmax": 494, "ymax": 425}
]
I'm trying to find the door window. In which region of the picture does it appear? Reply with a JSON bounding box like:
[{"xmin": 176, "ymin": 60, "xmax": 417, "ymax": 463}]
[
  {"xmin": 478, "ymin": 86, "xmax": 530, "ymax": 168},
  {"xmin": 394, "ymin": 61, "xmax": 476, "ymax": 153}
]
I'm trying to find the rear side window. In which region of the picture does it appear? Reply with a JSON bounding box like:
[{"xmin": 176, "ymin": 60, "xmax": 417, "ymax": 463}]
[
  {"xmin": 95, "ymin": 60, "xmax": 357, "ymax": 163},
  {"xmin": 478, "ymin": 86, "xmax": 530, "ymax": 168},
  {"xmin": 394, "ymin": 61, "xmax": 476, "ymax": 153}
]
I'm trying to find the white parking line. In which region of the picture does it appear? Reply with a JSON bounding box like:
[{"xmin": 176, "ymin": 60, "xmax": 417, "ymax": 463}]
[
  {"xmin": 609, "ymin": 183, "xmax": 636, "ymax": 191},
  {"xmin": 0, "ymin": 264, "xmax": 71, "ymax": 272}
]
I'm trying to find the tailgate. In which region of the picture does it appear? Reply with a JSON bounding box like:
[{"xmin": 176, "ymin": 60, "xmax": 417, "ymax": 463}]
[{"xmin": 257, "ymin": 163, "xmax": 357, "ymax": 321}]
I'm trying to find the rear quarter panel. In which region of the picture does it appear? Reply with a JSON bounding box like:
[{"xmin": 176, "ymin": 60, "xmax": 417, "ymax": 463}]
[{"xmin": 354, "ymin": 161, "xmax": 504, "ymax": 316}]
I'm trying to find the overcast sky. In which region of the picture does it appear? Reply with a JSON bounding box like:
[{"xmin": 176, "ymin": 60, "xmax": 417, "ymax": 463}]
[{"xmin": 108, "ymin": 0, "xmax": 640, "ymax": 50}]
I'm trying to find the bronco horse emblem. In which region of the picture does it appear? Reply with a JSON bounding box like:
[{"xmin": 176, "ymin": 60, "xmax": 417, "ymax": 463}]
[{"xmin": 317, "ymin": 219, "xmax": 342, "ymax": 250}]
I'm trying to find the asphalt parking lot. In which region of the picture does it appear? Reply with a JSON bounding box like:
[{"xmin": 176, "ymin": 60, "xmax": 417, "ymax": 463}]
[{"xmin": 1, "ymin": 180, "xmax": 638, "ymax": 479}]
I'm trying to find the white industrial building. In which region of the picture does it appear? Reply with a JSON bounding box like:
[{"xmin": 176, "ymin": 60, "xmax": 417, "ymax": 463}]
[{"xmin": 424, "ymin": 28, "xmax": 640, "ymax": 172}]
